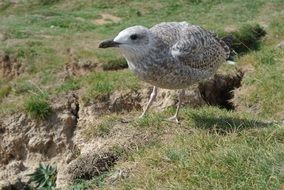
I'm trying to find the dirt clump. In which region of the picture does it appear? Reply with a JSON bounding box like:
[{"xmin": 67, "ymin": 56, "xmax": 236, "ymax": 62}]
[
  {"xmin": 67, "ymin": 152, "xmax": 118, "ymax": 181},
  {"xmin": 64, "ymin": 49, "xmax": 97, "ymax": 79},
  {"xmin": 0, "ymin": 54, "xmax": 23, "ymax": 79},
  {"xmin": 199, "ymin": 70, "xmax": 244, "ymax": 110},
  {"xmin": 94, "ymin": 13, "xmax": 122, "ymax": 25},
  {"xmin": 109, "ymin": 90, "xmax": 142, "ymax": 113}
]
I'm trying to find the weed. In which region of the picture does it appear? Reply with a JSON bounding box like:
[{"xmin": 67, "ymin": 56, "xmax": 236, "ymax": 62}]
[
  {"xmin": 27, "ymin": 163, "xmax": 57, "ymax": 190},
  {"xmin": 24, "ymin": 93, "xmax": 52, "ymax": 119}
]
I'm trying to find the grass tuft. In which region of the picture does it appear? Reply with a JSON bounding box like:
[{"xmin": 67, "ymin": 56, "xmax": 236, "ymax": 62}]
[{"xmin": 24, "ymin": 93, "xmax": 52, "ymax": 120}]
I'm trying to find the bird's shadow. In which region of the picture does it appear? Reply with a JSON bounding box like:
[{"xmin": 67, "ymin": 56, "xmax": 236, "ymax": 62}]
[{"xmin": 189, "ymin": 112, "xmax": 272, "ymax": 135}]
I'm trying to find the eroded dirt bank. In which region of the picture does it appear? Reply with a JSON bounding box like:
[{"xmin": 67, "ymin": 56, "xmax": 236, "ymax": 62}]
[{"xmin": 0, "ymin": 71, "xmax": 243, "ymax": 189}]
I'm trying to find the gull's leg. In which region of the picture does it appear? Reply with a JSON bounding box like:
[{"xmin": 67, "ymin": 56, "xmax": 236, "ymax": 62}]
[
  {"xmin": 168, "ymin": 89, "xmax": 185, "ymax": 123},
  {"xmin": 139, "ymin": 86, "xmax": 157, "ymax": 118}
]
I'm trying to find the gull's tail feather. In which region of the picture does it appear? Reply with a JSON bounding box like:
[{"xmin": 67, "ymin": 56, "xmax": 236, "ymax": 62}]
[
  {"xmin": 221, "ymin": 34, "xmax": 233, "ymax": 49},
  {"xmin": 220, "ymin": 34, "xmax": 236, "ymax": 61}
]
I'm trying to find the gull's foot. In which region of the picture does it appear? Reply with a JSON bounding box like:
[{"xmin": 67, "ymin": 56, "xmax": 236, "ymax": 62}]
[{"xmin": 167, "ymin": 115, "xmax": 180, "ymax": 124}]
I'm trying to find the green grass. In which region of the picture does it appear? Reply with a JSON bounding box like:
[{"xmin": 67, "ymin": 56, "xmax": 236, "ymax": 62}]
[
  {"xmin": 132, "ymin": 113, "xmax": 165, "ymax": 129},
  {"xmin": 120, "ymin": 129, "xmax": 283, "ymax": 189},
  {"xmin": 1, "ymin": 0, "xmax": 283, "ymax": 109},
  {"xmin": 104, "ymin": 107, "xmax": 284, "ymax": 190},
  {"xmin": 235, "ymin": 48, "xmax": 284, "ymax": 119},
  {"xmin": 24, "ymin": 93, "xmax": 52, "ymax": 120},
  {"xmin": 55, "ymin": 78, "xmax": 80, "ymax": 93},
  {"xmin": 80, "ymin": 70, "xmax": 140, "ymax": 102}
]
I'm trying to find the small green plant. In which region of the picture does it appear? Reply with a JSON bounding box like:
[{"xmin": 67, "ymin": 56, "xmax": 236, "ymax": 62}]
[
  {"xmin": 25, "ymin": 93, "xmax": 52, "ymax": 119},
  {"xmin": 27, "ymin": 163, "xmax": 57, "ymax": 190}
]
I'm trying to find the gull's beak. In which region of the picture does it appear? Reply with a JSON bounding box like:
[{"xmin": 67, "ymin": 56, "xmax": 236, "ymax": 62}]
[{"xmin": 98, "ymin": 39, "xmax": 120, "ymax": 48}]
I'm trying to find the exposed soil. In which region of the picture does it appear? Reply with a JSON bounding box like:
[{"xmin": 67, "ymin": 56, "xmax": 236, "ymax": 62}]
[
  {"xmin": 0, "ymin": 54, "xmax": 23, "ymax": 79},
  {"xmin": 0, "ymin": 93, "xmax": 80, "ymax": 189},
  {"xmin": 0, "ymin": 70, "xmax": 244, "ymax": 189},
  {"xmin": 199, "ymin": 70, "xmax": 244, "ymax": 110},
  {"xmin": 93, "ymin": 13, "xmax": 122, "ymax": 25},
  {"xmin": 67, "ymin": 152, "xmax": 119, "ymax": 181},
  {"xmin": 64, "ymin": 49, "xmax": 98, "ymax": 79}
]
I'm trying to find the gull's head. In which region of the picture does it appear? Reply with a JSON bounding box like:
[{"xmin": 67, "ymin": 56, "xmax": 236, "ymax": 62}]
[{"xmin": 99, "ymin": 26, "xmax": 150, "ymax": 51}]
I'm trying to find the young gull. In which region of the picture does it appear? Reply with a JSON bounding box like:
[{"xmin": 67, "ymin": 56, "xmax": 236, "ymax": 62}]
[{"xmin": 99, "ymin": 22, "xmax": 232, "ymax": 122}]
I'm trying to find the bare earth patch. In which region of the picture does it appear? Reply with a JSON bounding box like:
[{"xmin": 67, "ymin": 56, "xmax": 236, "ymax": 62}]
[
  {"xmin": 0, "ymin": 93, "xmax": 80, "ymax": 189},
  {"xmin": 0, "ymin": 70, "xmax": 246, "ymax": 189},
  {"xmin": 0, "ymin": 54, "xmax": 23, "ymax": 79},
  {"xmin": 93, "ymin": 13, "xmax": 122, "ymax": 25}
]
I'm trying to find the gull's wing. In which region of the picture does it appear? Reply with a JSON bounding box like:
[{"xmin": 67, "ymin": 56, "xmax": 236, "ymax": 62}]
[{"xmin": 170, "ymin": 25, "xmax": 227, "ymax": 71}]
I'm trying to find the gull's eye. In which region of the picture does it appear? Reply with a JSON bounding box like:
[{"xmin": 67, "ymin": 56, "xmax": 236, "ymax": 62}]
[{"xmin": 130, "ymin": 34, "xmax": 138, "ymax": 40}]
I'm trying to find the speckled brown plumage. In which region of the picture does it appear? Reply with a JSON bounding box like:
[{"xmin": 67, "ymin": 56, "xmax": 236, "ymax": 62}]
[{"xmin": 99, "ymin": 21, "xmax": 232, "ymax": 122}]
